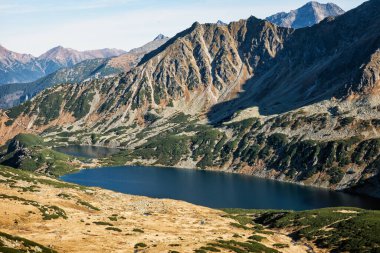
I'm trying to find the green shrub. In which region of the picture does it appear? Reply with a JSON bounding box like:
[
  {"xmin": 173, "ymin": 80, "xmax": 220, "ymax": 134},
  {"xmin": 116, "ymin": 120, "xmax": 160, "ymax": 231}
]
[
  {"xmin": 93, "ymin": 221, "xmax": 113, "ymax": 226},
  {"xmin": 134, "ymin": 243, "xmax": 147, "ymax": 248},
  {"xmin": 133, "ymin": 228, "xmax": 144, "ymax": 233},
  {"xmin": 248, "ymin": 234, "xmax": 265, "ymax": 241},
  {"xmin": 77, "ymin": 200, "xmax": 100, "ymax": 211},
  {"xmin": 327, "ymin": 167, "xmax": 344, "ymax": 184},
  {"xmin": 273, "ymin": 243, "xmax": 289, "ymax": 248},
  {"xmin": 106, "ymin": 227, "xmax": 122, "ymax": 232}
]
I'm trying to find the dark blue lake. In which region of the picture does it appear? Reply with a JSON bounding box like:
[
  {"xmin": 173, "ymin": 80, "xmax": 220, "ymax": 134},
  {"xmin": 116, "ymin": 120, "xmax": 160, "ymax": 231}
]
[{"xmin": 61, "ymin": 165, "xmax": 380, "ymax": 210}]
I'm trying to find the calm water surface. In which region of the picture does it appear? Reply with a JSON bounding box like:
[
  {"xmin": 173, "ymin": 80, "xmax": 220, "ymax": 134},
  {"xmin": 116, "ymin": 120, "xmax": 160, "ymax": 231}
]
[{"xmin": 61, "ymin": 165, "xmax": 380, "ymax": 210}]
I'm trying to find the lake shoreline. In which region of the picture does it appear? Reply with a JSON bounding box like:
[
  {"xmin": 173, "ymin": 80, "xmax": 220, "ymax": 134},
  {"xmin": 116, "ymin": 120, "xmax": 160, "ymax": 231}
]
[
  {"xmin": 60, "ymin": 164, "xmax": 380, "ymax": 210},
  {"xmin": 55, "ymin": 145, "xmax": 380, "ymax": 205}
]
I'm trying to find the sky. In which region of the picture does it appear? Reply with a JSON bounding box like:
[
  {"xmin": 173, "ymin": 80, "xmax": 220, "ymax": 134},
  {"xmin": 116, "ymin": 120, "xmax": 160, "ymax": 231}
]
[{"xmin": 0, "ymin": 0, "xmax": 366, "ymax": 56}]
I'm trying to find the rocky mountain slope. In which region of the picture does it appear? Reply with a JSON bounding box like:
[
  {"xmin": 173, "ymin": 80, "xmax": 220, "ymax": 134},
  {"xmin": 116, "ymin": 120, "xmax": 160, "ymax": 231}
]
[
  {"xmin": 0, "ymin": 35, "xmax": 169, "ymax": 109},
  {"xmin": 0, "ymin": 45, "xmax": 126, "ymax": 84},
  {"xmin": 266, "ymin": 1, "xmax": 345, "ymax": 28},
  {"xmin": 1, "ymin": 0, "xmax": 380, "ymax": 197}
]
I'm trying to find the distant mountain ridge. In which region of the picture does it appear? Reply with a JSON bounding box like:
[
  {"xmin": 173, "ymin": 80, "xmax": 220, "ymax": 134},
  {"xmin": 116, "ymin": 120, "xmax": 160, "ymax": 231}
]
[
  {"xmin": 0, "ymin": 45, "xmax": 44, "ymax": 85},
  {"xmin": 37, "ymin": 46, "xmax": 125, "ymax": 75},
  {"xmin": 0, "ymin": 35, "xmax": 170, "ymax": 108},
  {"xmin": 266, "ymin": 1, "xmax": 345, "ymax": 28},
  {"xmin": 0, "ymin": 45, "xmax": 126, "ymax": 84}
]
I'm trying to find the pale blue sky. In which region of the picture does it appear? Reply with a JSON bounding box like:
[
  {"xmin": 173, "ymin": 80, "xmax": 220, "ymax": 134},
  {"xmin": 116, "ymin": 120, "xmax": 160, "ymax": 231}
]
[{"xmin": 0, "ymin": 0, "xmax": 366, "ymax": 56}]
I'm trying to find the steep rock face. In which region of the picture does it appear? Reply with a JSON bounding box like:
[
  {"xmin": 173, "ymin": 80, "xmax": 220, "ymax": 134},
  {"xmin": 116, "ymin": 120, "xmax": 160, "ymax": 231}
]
[
  {"xmin": 134, "ymin": 18, "xmax": 291, "ymax": 110},
  {"xmin": 266, "ymin": 1, "xmax": 345, "ymax": 28}
]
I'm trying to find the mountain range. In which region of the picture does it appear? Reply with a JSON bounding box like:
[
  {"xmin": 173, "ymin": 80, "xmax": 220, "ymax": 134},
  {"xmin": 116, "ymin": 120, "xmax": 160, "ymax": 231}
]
[
  {"xmin": 1, "ymin": 0, "xmax": 379, "ymax": 199},
  {"xmin": 0, "ymin": 1, "xmax": 342, "ymax": 109},
  {"xmin": 266, "ymin": 1, "xmax": 345, "ymax": 28},
  {"xmin": 0, "ymin": 35, "xmax": 169, "ymax": 108},
  {"xmin": 0, "ymin": 1, "xmax": 343, "ymax": 86},
  {"xmin": 0, "ymin": 44, "xmax": 126, "ymax": 84}
]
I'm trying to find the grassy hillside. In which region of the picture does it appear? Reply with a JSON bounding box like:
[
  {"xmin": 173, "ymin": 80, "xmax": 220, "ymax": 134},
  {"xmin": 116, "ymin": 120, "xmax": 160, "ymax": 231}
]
[
  {"xmin": 223, "ymin": 207, "xmax": 380, "ymax": 253},
  {"xmin": 0, "ymin": 134, "xmax": 84, "ymax": 176},
  {"xmin": 0, "ymin": 231, "xmax": 57, "ymax": 253}
]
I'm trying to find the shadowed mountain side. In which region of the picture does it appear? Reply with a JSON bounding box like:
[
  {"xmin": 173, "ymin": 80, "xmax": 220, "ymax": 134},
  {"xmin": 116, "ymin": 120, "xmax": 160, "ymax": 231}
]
[
  {"xmin": 349, "ymin": 172, "xmax": 380, "ymax": 198},
  {"xmin": 207, "ymin": 0, "xmax": 380, "ymax": 123}
]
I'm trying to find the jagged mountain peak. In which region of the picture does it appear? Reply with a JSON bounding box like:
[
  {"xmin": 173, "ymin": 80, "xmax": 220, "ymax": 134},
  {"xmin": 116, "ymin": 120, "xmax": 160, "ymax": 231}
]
[
  {"xmin": 38, "ymin": 46, "xmax": 77, "ymax": 60},
  {"xmin": 266, "ymin": 1, "xmax": 345, "ymax": 29},
  {"xmin": 216, "ymin": 20, "xmax": 227, "ymax": 26},
  {"xmin": 191, "ymin": 21, "xmax": 201, "ymax": 28},
  {"xmin": 301, "ymin": 1, "xmax": 344, "ymax": 13},
  {"xmin": 305, "ymin": 1, "xmax": 339, "ymax": 7},
  {"xmin": 51, "ymin": 45, "xmax": 64, "ymax": 50},
  {"xmin": 154, "ymin": 34, "xmax": 168, "ymax": 41}
]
